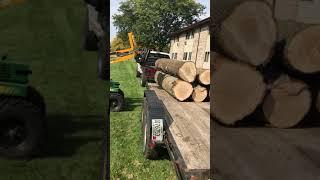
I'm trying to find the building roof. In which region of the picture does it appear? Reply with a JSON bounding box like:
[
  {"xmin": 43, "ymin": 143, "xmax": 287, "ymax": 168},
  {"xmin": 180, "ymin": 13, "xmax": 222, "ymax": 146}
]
[{"xmin": 171, "ymin": 17, "xmax": 211, "ymax": 38}]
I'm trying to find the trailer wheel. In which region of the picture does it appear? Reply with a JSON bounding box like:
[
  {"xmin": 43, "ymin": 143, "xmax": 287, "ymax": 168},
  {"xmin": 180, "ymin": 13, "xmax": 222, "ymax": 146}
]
[
  {"xmin": 110, "ymin": 93, "xmax": 124, "ymax": 112},
  {"xmin": 0, "ymin": 96, "xmax": 45, "ymax": 158},
  {"xmin": 141, "ymin": 99, "xmax": 159, "ymax": 159}
]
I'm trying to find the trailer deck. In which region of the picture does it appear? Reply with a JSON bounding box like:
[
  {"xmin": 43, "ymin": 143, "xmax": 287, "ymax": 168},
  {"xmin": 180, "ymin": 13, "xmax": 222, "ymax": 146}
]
[
  {"xmin": 213, "ymin": 120, "xmax": 320, "ymax": 180},
  {"xmin": 147, "ymin": 83, "xmax": 210, "ymax": 178}
]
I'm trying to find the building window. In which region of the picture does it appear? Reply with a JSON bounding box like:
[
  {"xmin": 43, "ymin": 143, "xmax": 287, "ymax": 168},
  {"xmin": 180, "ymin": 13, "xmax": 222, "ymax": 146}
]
[
  {"xmin": 204, "ymin": 52, "xmax": 210, "ymax": 62},
  {"xmin": 186, "ymin": 31, "xmax": 194, "ymax": 40},
  {"xmin": 175, "ymin": 53, "xmax": 178, "ymax": 59},
  {"xmin": 183, "ymin": 52, "xmax": 188, "ymax": 60},
  {"xmin": 171, "ymin": 53, "xmax": 174, "ymax": 59},
  {"xmin": 188, "ymin": 52, "xmax": 192, "ymax": 60},
  {"xmin": 173, "ymin": 37, "xmax": 179, "ymax": 43}
]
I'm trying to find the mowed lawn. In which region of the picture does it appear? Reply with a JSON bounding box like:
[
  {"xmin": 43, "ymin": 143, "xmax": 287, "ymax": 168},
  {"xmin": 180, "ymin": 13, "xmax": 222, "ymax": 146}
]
[
  {"xmin": 0, "ymin": 1, "xmax": 107, "ymax": 180},
  {"xmin": 110, "ymin": 61, "xmax": 176, "ymax": 179}
]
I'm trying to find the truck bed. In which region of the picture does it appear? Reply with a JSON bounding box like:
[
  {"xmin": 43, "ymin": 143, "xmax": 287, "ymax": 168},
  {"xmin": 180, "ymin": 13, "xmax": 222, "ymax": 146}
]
[
  {"xmin": 213, "ymin": 121, "xmax": 320, "ymax": 180},
  {"xmin": 148, "ymin": 83, "xmax": 210, "ymax": 174}
]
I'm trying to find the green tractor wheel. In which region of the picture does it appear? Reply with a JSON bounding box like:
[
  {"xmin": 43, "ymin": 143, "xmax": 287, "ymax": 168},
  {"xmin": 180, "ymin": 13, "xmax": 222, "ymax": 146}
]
[
  {"xmin": 110, "ymin": 92, "xmax": 124, "ymax": 112},
  {"xmin": 0, "ymin": 96, "xmax": 46, "ymax": 158}
]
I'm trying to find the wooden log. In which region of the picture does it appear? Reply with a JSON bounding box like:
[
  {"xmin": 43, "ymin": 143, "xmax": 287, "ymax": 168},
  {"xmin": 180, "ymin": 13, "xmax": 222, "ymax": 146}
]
[
  {"xmin": 285, "ymin": 25, "xmax": 320, "ymax": 74},
  {"xmin": 155, "ymin": 58, "xmax": 197, "ymax": 82},
  {"xmin": 263, "ymin": 75, "xmax": 311, "ymax": 128},
  {"xmin": 212, "ymin": 54, "xmax": 266, "ymax": 125},
  {"xmin": 155, "ymin": 71, "xmax": 193, "ymax": 101},
  {"xmin": 197, "ymin": 68, "xmax": 210, "ymax": 85},
  {"xmin": 217, "ymin": 1, "xmax": 277, "ymax": 66},
  {"xmin": 192, "ymin": 85, "xmax": 208, "ymax": 102}
]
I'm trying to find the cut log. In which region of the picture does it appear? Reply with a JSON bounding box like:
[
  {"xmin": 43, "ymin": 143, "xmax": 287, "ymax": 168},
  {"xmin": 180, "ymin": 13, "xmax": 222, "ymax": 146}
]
[
  {"xmin": 218, "ymin": 1, "xmax": 277, "ymax": 66},
  {"xmin": 212, "ymin": 55, "xmax": 266, "ymax": 125},
  {"xmin": 155, "ymin": 71, "xmax": 193, "ymax": 101},
  {"xmin": 285, "ymin": 26, "xmax": 320, "ymax": 74},
  {"xmin": 197, "ymin": 68, "xmax": 210, "ymax": 85},
  {"xmin": 155, "ymin": 58, "xmax": 197, "ymax": 82},
  {"xmin": 263, "ymin": 75, "xmax": 311, "ymax": 128},
  {"xmin": 192, "ymin": 85, "xmax": 208, "ymax": 102}
]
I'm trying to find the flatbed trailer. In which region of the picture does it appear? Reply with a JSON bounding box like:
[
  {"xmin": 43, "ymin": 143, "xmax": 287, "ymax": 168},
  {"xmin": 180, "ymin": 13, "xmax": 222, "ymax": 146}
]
[
  {"xmin": 141, "ymin": 83, "xmax": 210, "ymax": 179},
  {"xmin": 213, "ymin": 119, "xmax": 320, "ymax": 180}
]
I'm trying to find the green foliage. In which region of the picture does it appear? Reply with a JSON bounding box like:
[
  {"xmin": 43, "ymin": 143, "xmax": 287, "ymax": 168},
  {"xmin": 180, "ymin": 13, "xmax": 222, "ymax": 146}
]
[
  {"xmin": 110, "ymin": 36, "xmax": 127, "ymax": 52},
  {"xmin": 113, "ymin": 0, "xmax": 205, "ymax": 51}
]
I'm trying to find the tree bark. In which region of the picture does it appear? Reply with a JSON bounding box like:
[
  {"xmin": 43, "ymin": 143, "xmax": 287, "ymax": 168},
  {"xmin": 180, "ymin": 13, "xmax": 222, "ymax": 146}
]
[
  {"xmin": 155, "ymin": 58, "xmax": 197, "ymax": 82},
  {"xmin": 263, "ymin": 75, "xmax": 311, "ymax": 128},
  {"xmin": 197, "ymin": 68, "xmax": 210, "ymax": 85},
  {"xmin": 155, "ymin": 71, "xmax": 193, "ymax": 101},
  {"xmin": 285, "ymin": 25, "xmax": 320, "ymax": 74},
  {"xmin": 217, "ymin": 1, "xmax": 277, "ymax": 66},
  {"xmin": 212, "ymin": 54, "xmax": 266, "ymax": 125},
  {"xmin": 192, "ymin": 85, "xmax": 208, "ymax": 102}
]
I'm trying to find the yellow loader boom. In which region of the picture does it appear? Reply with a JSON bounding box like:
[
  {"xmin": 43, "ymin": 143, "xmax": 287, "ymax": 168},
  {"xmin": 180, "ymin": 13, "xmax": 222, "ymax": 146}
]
[{"xmin": 111, "ymin": 32, "xmax": 137, "ymax": 64}]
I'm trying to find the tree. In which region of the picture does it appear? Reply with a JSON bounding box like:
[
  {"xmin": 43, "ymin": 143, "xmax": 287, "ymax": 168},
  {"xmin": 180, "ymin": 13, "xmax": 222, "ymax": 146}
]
[
  {"xmin": 113, "ymin": 0, "xmax": 205, "ymax": 51},
  {"xmin": 110, "ymin": 36, "xmax": 127, "ymax": 52}
]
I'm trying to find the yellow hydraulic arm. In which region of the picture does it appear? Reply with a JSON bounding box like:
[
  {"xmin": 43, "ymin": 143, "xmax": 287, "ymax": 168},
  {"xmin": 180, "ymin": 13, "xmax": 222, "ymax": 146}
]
[{"xmin": 111, "ymin": 32, "xmax": 137, "ymax": 64}]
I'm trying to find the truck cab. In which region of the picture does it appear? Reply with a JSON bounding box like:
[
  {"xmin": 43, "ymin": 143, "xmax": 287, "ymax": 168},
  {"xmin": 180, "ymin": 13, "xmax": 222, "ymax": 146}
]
[{"xmin": 135, "ymin": 50, "xmax": 170, "ymax": 87}]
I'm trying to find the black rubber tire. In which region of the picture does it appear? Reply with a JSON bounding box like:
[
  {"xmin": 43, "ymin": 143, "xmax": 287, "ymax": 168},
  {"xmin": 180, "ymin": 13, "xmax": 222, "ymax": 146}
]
[
  {"xmin": 0, "ymin": 96, "xmax": 45, "ymax": 158},
  {"xmin": 83, "ymin": 7, "xmax": 98, "ymax": 51},
  {"xmin": 97, "ymin": 41, "xmax": 109, "ymax": 80},
  {"xmin": 141, "ymin": 73, "xmax": 147, "ymax": 87},
  {"xmin": 26, "ymin": 86, "xmax": 46, "ymax": 118},
  {"xmin": 141, "ymin": 98, "xmax": 159, "ymax": 159},
  {"xmin": 110, "ymin": 93, "xmax": 124, "ymax": 112}
]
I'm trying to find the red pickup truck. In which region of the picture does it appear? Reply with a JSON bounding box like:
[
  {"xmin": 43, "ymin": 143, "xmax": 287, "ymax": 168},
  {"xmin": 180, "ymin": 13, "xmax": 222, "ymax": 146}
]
[{"xmin": 135, "ymin": 50, "xmax": 170, "ymax": 86}]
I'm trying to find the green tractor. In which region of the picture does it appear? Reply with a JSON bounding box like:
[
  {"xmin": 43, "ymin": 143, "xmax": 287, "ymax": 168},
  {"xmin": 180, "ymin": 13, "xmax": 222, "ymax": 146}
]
[
  {"xmin": 0, "ymin": 55, "xmax": 46, "ymax": 158},
  {"xmin": 110, "ymin": 80, "xmax": 124, "ymax": 112}
]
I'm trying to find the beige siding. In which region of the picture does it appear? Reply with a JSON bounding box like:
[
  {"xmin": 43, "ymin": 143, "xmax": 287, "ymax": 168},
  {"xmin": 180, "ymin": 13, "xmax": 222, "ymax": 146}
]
[{"xmin": 170, "ymin": 25, "xmax": 210, "ymax": 69}]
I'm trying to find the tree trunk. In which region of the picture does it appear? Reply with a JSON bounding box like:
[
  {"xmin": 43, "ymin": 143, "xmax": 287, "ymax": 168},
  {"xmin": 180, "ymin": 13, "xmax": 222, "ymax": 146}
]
[
  {"xmin": 263, "ymin": 75, "xmax": 311, "ymax": 128},
  {"xmin": 197, "ymin": 68, "xmax": 210, "ymax": 85},
  {"xmin": 212, "ymin": 54, "xmax": 266, "ymax": 125},
  {"xmin": 155, "ymin": 71, "xmax": 193, "ymax": 101},
  {"xmin": 192, "ymin": 85, "xmax": 208, "ymax": 102},
  {"xmin": 285, "ymin": 25, "xmax": 320, "ymax": 74},
  {"xmin": 217, "ymin": 1, "xmax": 277, "ymax": 66},
  {"xmin": 155, "ymin": 58, "xmax": 197, "ymax": 82}
]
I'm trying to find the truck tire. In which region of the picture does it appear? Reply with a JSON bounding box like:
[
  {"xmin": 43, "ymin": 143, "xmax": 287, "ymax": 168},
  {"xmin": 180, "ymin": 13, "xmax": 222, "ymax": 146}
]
[
  {"xmin": 141, "ymin": 73, "xmax": 147, "ymax": 87},
  {"xmin": 0, "ymin": 96, "xmax": 45, "ymax": 158},
  {"xmin": 83, "ymin": 7, "xmax": 98, "ymax": 51},
  {"xmin": 110, "ymin": 93, "xmax": 124, "ymax": 112}
]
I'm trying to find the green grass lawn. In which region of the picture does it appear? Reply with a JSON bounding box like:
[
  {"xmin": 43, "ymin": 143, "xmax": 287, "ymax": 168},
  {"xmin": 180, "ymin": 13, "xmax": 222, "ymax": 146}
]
[
  {"xmin": 110, "ymin": 61, "xmax": 176, "ymax": 179},
  {"xmin": 0, "ymin": 1, "xmax": 107, "ymax": 180}
]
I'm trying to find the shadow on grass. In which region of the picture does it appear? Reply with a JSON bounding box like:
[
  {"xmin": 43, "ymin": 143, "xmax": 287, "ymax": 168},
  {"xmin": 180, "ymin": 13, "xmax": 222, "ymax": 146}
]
[
  {"xmin": 39, "ymin": 114, "xmax": 105, "ymax": 158},
  {"xmin": 123, "ymin": 98, "xmax": 143, "ymax": 111}
]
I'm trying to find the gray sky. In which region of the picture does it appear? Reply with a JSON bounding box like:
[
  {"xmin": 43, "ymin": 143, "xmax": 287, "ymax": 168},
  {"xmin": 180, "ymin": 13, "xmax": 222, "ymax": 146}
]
[{"xmin": 110, "ymin": 0, "xmax": 210, "ymax": 41}]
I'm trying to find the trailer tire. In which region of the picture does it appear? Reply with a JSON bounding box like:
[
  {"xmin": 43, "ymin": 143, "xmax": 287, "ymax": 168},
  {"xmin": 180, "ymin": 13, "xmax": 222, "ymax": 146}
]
[
  {"xmin": 0, "ymin": 96, "xmax": 45, "ymax": 158},
  {"xmin": 141, "ymin": 99, "xmax": 159, "ymax": 159}
]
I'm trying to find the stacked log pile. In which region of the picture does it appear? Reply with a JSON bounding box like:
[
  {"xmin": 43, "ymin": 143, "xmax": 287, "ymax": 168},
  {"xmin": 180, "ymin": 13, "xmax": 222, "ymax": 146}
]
[
  {"xmin": 155, "ymin": 58, "xmax": 210, "ymax": 102},
  {"xmin": 212, "ymin": 0, "xmax": 320, "ymax": 128}
]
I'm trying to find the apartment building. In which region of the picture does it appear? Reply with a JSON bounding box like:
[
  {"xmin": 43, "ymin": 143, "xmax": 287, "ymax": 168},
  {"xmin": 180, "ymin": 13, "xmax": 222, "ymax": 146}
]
[{"xmin": 169, "ymin": 17, "xmax": 211, "ymax": 69}]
